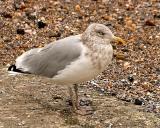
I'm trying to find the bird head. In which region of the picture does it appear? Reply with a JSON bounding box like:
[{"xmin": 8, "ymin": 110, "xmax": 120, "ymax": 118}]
[{"xmin": 82, "ymin": 23, "xmax": 126, "ymax": 45}]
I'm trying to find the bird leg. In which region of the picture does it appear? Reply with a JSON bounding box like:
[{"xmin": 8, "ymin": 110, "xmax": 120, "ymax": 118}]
[
  {"xmin": 68, "ymin": 84, "xmax": 93, "ymax": 115},
  {"xmin": 68, "ymin": 87, "xmax": 77, "ymax": 111},
  {"xmin": 73, "ymin": 84, "xmax": 79, "ymax": 109}
]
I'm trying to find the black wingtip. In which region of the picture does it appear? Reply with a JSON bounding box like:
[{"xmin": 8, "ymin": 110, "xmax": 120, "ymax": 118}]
[
  {"xmin": 8, "ymin": 64, "xmax": 16, "ymax": 71},
  {"xmin": 8, "ymin": 64, "xmax": 24, "ymax": 73}
]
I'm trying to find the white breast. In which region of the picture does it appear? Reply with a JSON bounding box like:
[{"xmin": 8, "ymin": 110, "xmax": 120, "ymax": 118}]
[{"xmin": 52, "ymin": 43, "xmax": 113, "ymax": 85}]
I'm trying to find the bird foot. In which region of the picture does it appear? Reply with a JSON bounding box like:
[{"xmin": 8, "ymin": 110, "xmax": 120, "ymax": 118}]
[
  {"xmin": 66, "ymin": 98, "xmax": 94, "ymax": 115},
  {"xmin": 75, "ymin": 106, "xmax": 94, "ymax": 115}
]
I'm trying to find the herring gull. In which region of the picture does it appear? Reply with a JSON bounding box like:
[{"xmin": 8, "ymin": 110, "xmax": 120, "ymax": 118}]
[{"xmin": 8, "ymin": 23, "xmax": 125, "ymax": 115}]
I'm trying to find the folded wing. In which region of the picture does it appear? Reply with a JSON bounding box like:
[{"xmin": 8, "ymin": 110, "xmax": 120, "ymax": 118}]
[{"xmin": 15, "ymin": 35, "xmax": 82, "ymax": 78}]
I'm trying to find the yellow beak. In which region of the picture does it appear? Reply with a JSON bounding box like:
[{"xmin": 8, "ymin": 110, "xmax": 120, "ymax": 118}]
[{"xmin": 113, "ymin": 36, "xmax": 126, "ymax": 45}]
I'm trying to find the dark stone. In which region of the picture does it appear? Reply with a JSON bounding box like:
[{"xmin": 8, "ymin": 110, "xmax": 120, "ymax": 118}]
[
  {"xmin": 145, "ymin": 20, "xmax": 156, "ymax": 26},
  {"xmin": 16, "ymin": 28, "xmax": 25, "ymax": 35},
  {"xmin": 105, "ymin": 23, "xmax": 112, "ymax": 26},
  {"xmin": 134, "ymin": 99, "xmax": 143, "ymax": 105},
  {"xmin": 128, "ymin": 75, "xmax": 134, "ymax": 83},
  {"xmin": 112, "ymin": 45, "xmax": 116, "ymax": 50},
  {"xmin": 121, "ymin": 48, "xmax": 129, "ymax": 52},
  {"xmin": 121, "ymin": 98, "xmax": 131, "ymax": 102},
  {"xmin": 37, "ymin": 21, "xmax": 47, "ymax": 29},
  {"xmin": 117, "ymin": 16, "xmax": 124, "ymax": 24},
  {"xmin": 111, "ymin": 92, "xmax": 117, "ymax": 96},
  {"xmin": 78, "ymin": 15, "xmax": 83, "ymax": 19},
  {"xmin": 41, "ymin": 7, "xmax": 47, "ymax": 12},
  {"xmin": 154, "ymin": 14, "xmax": 160, "ymax": 19},
  {"xmin": 66, "ymin": 99, "xmax": 72, "ymax": 106},
  {"xmin": 53, "ymin": 96, "xmax": 62, "ymax": 100},
  {"xmin": 1, "ymin": 12, "xmax": 12, "ymax": 18}
]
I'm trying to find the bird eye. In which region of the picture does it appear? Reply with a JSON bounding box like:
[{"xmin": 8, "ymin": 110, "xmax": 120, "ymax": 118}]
[{"xmin": 97, "ymin": 31, "xmax": 105, "ymax": 36}]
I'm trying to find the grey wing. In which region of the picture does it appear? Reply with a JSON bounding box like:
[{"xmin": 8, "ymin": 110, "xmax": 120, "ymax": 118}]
[{"xmin": 15, "ymin": 35, "xmax": 82, "ymax": 78}]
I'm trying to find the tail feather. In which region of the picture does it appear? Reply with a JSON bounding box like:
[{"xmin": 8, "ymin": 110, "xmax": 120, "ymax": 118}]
[{"xmin": 8, "ymin": 64, "xmax": 26, "ymax": 73}]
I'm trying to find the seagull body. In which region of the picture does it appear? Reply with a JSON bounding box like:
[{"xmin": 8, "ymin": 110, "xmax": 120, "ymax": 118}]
[
  {"xmin": 8, "ymin": 23, "xmax": 125, "ymax": 114},
  {"xmin": 14, "ymin": 24, "xmax": 113, "ymax": 85}
]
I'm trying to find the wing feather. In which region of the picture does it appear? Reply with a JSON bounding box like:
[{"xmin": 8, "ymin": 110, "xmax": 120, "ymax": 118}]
[{"xmin": 15, "ymin": 35, "xmax": 82, "ymax": 77}]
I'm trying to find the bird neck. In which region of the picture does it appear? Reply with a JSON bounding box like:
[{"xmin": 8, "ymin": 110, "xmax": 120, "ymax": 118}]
[
  {"xmin": 81, "ymin": 33, "xmax": 113, "ymax": 70},
  {"xmin": 81, "ymin": 34, "xmax": 111, "ymax": 52}
]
